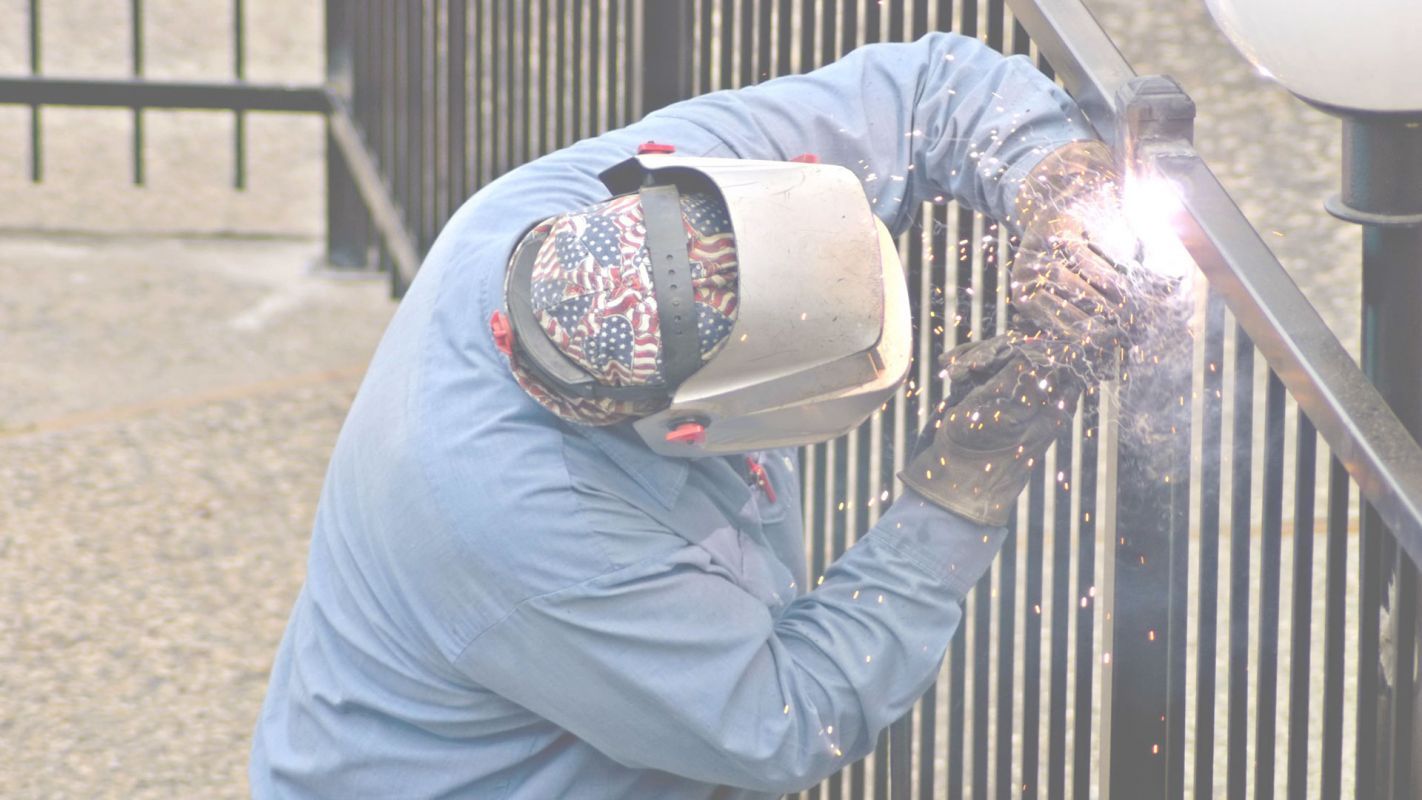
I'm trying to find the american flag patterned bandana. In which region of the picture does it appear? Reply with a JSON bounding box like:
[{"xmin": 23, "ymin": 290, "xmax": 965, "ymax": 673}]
[{"xmin": 505, "ymin": 191, "xmax": 739, "ymax": 425}]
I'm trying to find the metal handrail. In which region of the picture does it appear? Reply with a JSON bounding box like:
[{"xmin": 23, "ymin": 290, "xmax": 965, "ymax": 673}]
[{"xmin": 1008, "ymin": 0, "xmax": 1422, "ymax": 567}]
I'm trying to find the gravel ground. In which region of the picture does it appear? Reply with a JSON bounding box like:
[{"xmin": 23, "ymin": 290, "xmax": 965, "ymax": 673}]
[{"xmin": 0, "ymin": 234, "xmax": 393, "ymax": 798}]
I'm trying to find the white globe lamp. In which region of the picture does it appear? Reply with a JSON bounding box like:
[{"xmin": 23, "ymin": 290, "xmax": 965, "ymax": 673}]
[{"xmin": 1204, "ymin": 0, "xmax": 1422, "ymax": 114}]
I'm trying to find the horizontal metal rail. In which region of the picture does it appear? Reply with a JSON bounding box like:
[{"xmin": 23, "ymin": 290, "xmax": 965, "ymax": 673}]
[
  {"xmin": 0, "ymin": 76, "xmax": 328, "ymax": 112},
  {"xmin": 1004, "ymin": 0, "xmax": 1133, "ymax": 149},
  {"xmin": 1007, "ymin": 0, "xmax": 1422, "ymax": 564}
]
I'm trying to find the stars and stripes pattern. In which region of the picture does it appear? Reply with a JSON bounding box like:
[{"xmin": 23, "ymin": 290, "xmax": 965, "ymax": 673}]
[{"xmin": 506, "ymin": 191, "xmax": 740, "ymax": 425}]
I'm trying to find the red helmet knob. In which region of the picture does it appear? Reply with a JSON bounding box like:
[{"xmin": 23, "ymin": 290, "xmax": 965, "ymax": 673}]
[
  {"xmin": 665, "ymin": 421, "xmax": 707, "ymax": 447},
  {"xmin": 489, "ymin": 311, "xmax": 514, "ymax": 356},
  {"xmin": 638, "ymin": 141, "xmax": 677, "ymax": 155}
]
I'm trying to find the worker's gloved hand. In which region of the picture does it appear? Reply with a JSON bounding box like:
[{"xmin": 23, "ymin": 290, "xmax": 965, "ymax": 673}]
[
  {"xmin": 1014, "ymin": 140, "xmax": 1122, "ymax": 256},
  {"xmin": 898, "ymin": 335, "xmax": 1082, "ymax": 527},
  {"xmin": 1010, "ymin": 241, "xmax": 1132, "ymax": 374},
  {"xmin": 1011, "ymin": 140, "xmax": 1140, "ymax": 372}
]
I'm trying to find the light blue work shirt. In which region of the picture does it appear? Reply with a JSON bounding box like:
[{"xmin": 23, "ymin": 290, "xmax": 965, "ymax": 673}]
[{"xmin": 251, "ymin": 32, "xmax": 1093, "ymax": 799}]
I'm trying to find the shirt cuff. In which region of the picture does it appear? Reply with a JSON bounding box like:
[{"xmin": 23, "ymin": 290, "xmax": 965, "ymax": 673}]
[{"xmin": 866, "ymin": 489, "xmax": 1010, "ymax": 596}]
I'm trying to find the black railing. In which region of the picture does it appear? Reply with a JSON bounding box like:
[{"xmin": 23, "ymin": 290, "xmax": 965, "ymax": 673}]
[
  {"xmin": 5, "ymin": 2, "xmax": 1422, "ymax": 797},
  {"xmin": 321, "ymin": 0, "xmax": 650, "ymax": 291}
]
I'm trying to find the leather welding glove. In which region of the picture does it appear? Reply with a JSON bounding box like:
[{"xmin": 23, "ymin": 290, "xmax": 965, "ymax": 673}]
[
  {"xmin": 1010, "ymin": 240, "xmax": 1133, "ymax": 379},
  {"xmin": 1014, "ymin": 141, "xmax": 1122, "ymax": 247},
  {"xmin": 1010, "ymin": 140, "xmax": 1140, "ymax": 371},
  {"xmin": 898, "ymin": 335, "xmax": 1081, "ymax": 527}
]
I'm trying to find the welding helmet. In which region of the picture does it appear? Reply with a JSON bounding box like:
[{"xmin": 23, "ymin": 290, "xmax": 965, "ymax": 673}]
[{"xmin": 498, "ymin": 148, "xmax": 910, "ymax": 457}]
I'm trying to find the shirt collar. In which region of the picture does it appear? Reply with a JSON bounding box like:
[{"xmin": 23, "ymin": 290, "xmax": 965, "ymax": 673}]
[{"xmin": 576, "ymin": 422, "xmax": 691, "ymax": 510}]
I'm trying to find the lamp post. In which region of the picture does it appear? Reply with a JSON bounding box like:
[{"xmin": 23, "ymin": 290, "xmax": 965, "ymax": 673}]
[{"xmin": 1204, "ymin": 1, "xmax": 1422, "ymax": 794}]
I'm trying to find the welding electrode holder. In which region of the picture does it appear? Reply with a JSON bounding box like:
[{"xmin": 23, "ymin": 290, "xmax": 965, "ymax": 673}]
[
  {"xmin": 1110, "ymin": 75, "xmax": 1197, "ymax": 370},
  {"xmin": 1106, "ymin": 74, "xmax": 1196, "ymax": 303}
]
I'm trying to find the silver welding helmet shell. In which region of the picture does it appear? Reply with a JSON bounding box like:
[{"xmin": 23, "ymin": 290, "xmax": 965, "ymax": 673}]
[{"xmin": 598, "ymin": 154, "xmax": 911, "ymax": 457}]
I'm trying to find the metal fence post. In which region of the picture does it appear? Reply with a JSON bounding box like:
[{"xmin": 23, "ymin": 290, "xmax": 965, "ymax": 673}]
[
  {"xmin": 326, "ymin": 0, "xmax": 373, "ymax": 268},
  {"xmin": 1098, "ymin": 75, "xmax": 1196, "ymax": 800},
  {"xmin": 1326, "ymin": 113, "xmax": 1422, "ymax": 800},
  {"xmin": 640, "ymin": 0, "xmax": 693, "ymax": 114},
  {"xmin": 1098, "ymin": 361, "xmax": 1191, "ymax": 798}
]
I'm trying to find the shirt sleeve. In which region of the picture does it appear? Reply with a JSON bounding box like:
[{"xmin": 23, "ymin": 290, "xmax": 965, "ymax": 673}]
[
  {"xmin": 458, "ymin": 31, "xmax": 1094, "ymax": 246},
  {"xmin": 644, "ymin": 31, "xmax": 1094, "ymax": 231},
  {"xmin": 453, "ymin": 490, "xmax": 1006, "ymax": 794}
]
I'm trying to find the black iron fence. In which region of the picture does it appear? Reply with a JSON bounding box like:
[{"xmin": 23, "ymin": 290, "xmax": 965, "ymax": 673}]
[
  {"xmin": 0, "ymin": 0, "xmax": 327, "ymax": 187},
  {"xmin": 323, "ymin": 0, "xmax": 650, "ymax": 290},
  {"xmin": 6, "ymin": 1, "xmax": 1422, "ymax": 797}
]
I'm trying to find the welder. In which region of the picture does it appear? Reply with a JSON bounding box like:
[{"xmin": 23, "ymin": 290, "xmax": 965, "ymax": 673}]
[{"xmin": 251, "ymin": 32, "xmax": 1131, "ymax": 799}]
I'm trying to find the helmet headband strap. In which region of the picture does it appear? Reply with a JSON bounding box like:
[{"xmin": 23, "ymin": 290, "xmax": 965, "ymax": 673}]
[{"xmin": 638, "ymin": 184, "xmax": 701, "ymax": 391}]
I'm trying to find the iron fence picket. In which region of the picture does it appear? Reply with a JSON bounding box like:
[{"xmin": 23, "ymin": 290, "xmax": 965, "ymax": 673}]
[
  {"xmin": 1254, "ymin": 371, "xmax": 1287, "ymax": 799},
  {"xmin": 994, "ymin": 516, "xmax": 1019, "ymax": 800},
  {"xmin": 1226, "ymin": 325, "xmax": 1255, "ymax": 798},
  {"xmin": 418, "ymin": 0, "xmax": 433, "ymax": 249},
  {"xmin": 943, "ymin": 215, "xmax": 970, "ymax": 800},
  {"xmin": 565, "ymin": 0, "xmax": 579, "ymax": 148},
  {"xmin": 402, "ymin": 2, "xmax": 418, "ymax": 250},
  {"xmin": 1169, "ymin": 368, "xmax": 1194, "ymax": 800},
  {"xmin": 1021, "ymin": 467, "xmax": 1047, "ymax": 797},
  {"xmin": 756, "ymin": 0, "xmax": 772, "ymax": 83},
  {"xmin": 1072, "ymin": 393, "xmax": 1100, "ymax": 800},
  {"xmin": 448, "ymin": 0, "xmax": 467, "ymax": 216},
  {"xmin": 972, "ymin": 564, "xmax": 994, "ymax": 800},
  {"xmin": 948, "ymin": 617, "xmax": 967, "ymax": 800},
  {"xmin": 130, "ymin": 0, "xmax": 144, "ymax": 185},
  {"xmin": 376, "ymin": 3, "xmax": 394, "ymax": 277},
  {"xmin": 1286, "ymin": 413, "xmax": 1318, "ymax": 798},
  {"xmin": 1390, "ymin": 553, "xmax": 1418, "ymax": 797},
  {"xmin": 1047, "ymin": 427, "xmax": 1073, "ymax": 800},
  {"xmin": 604, "ymin": 0, "xmax": 618, "ymax": 138},
  {"xmin": 589, "ymin": 0, "xmax": 603, "ymax": 136},
  {"xmin": 832, "ymin": 434, "xmax": 851, "ymax": 800},
  {"xmin": 1321, "ymin": 456, "xmax": 1350, "ymax": 800},
  {"xmin": 874, "ymin": 723, "xmax": 892, "ymax": 800},
  {"xmin": 383, "ymin": 1, "xmax": 402, "ymax": 284},
  {"xmin": 1358, "ymin": 500, "xmax": 1383, "ymax": 799},
  {"xmin": 430, "ymin": 0, "xmax": 447, "ymax": 243},
  {"xmin": 233, "ymin": 0, "xmax": 246, "ymax": 189},
  {"xmin": 1012, "ymin": 17, "xmax": 1030, "ymax": 57},
  {"xmin": 865, "ymin": 0, "xmax": 881, "ymax": 44},
  {"xmin": 775, "ymin": 0, "xmax": 793, "ymax": 77},
  {"xmin": 918, "ymin": 566, "xmax": 940, "ymax": 798},
  {"xmin": 383, "ymin": 1, "xmax": 398, "ymax": 244},
  {"xmin": 28, "ymin": 0, "xmax": 41, "ymax": 181},
  {"xmin": 1194, "ymin": 288, "xmax": 1227, "ymax": 799}
]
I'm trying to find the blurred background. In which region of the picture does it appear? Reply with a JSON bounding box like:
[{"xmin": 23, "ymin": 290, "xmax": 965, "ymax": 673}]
[{"xmin": 0, "ymin": 0, "xmax": 1360, "ymax": 797}]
